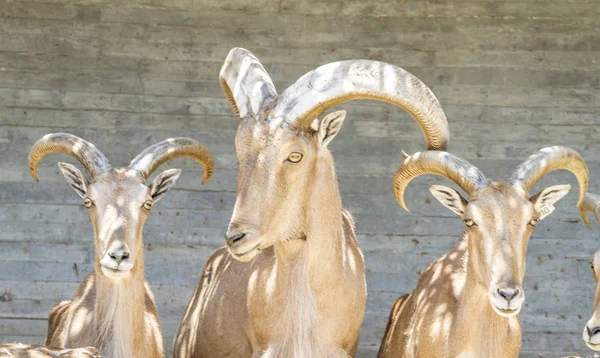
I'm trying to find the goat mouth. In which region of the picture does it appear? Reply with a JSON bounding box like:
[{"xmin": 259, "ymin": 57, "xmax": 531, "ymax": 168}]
[
  {"xmin": 101, "ymin": 266, "xmax": 130, "ymax": 278},
  {"xmin": 491, "ymin": 303, "xmax": 521, "ymax": 317},
  {"xmin": 585, "ymin": 341, "xmax": 600, "ymax": 351},
  {"xmin": 229, "ymin": 244, "xmax": 261, "ymax": 263}
]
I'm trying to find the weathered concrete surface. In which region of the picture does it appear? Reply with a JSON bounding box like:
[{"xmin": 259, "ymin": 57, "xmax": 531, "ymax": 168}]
[{"xmin": 0, "ymin": 0, "xmax": 599, "ymax": 357}]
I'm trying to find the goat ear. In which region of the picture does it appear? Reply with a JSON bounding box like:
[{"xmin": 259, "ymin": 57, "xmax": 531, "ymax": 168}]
[
  {"xmin": 150, "ymin": 168, "xmax": 182, "ymax": 202},
  {"xmin": 57, "ymin": 162, "xmax": 88, "ymax": 199},
  {"xmin": 530, "ymin": 184, "xmax": 571, "ymax": 219},
  {"xmin": 429, "ymin": 185, "xmax": 468, "ymax": 216},
  {"xmin": 316, "ymin": 110, "xmax": 346, "ymax": 148}
]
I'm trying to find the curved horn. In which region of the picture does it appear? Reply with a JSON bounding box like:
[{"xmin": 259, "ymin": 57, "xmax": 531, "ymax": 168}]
[
  {"xmin": 394, "ymin": 151, "xmax": 488, "ymax": 211},
  {"xmin": 270, "ymin": 60, "xmax": 449, "ymax": 150},
  {"xmin": 510, "ymin": 146, "xmax": 589, "ymax": 206},
  {"xmin": 128, "ymin": 138, "xmax": 214, "ymax": 184},
  {"xmin": 579, "ymin": 193, "xmax": 600, "ymax": 230},
  {"xmin": 29, "ymin": 133, "xmax": 110, "ymax": 181},
  {"xmin": 220, "ymin": 47, "xmax": 278, "ymax": 120}
]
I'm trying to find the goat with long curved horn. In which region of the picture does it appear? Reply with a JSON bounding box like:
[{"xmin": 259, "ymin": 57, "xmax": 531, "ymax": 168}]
[
  {"xmin": 175, "ymin": 48, "xmax": 449, "ymax": 357},
  {"xmin": 129, "ymin": 137, "xmax": 214, "ymax": 184},
  {"xmin": 219, "ymin": 48, "xmax": 278, "ymax": 120},
  {"xmin": 380, "ymin": 146, "xmax": 589, "ymax": 358},
  {"xmin": 271, "ymin": 60, "xmax": 449, "ymax": 150},
  {"xmin": 510, "ymin": 146, "xmax": 589, "ymax": 206},
  {"xmin": 29, "ymin": 133, "xmax": 110, "ymax": 181},
  {"xmin": 393, "ymin": 151, "xmax": 488, "ymax": 211},
  {"xmin": 31, "ymin": 133, "xmax": 214, "ymax": 358},
  {"xmin": 219, "ymin": 47, "xmax": 449, "ymax": 150}
]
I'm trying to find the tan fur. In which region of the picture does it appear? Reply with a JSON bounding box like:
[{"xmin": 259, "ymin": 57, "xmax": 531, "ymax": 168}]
[
  {"xmin": 0, "ymin": 344, "xmax": 100, "ymax": 357},
  {"xmin": 379, "ymin": 183, "xmax": 564, "ymax": 358},
  {"xmin": 174, "ymin": 120, "xmax": 366, "ymax": 357},
  {"xmin": 45, "ymin": 171, "xmax": 163, "ymax": 358},
  {"xmin": 580, "ymin": 194, "xmax": 600, "ymax": 351}
]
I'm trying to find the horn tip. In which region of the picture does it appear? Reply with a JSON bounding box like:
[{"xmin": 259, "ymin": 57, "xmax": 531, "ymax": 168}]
[
  {"xmin": 400, "ymin": 150, "xmax": 409, "ymax": 159},
  {"xmin": 202, "ymin": 170, "xmax": 213, "ymax": 185},
  {"xmin": 579, "ymin": 206, "xmax": 592, "ymax": 230}
]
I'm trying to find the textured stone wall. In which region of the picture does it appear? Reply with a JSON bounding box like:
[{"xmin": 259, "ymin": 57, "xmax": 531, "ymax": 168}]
[{"xmin": 0, "ymin": 0, "xmax": 599, "ymax": 356}]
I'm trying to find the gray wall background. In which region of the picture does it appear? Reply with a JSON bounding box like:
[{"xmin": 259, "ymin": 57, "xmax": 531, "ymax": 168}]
[{"xmin": 0, "ymin": 0, "xmax": 599, "ymax": 357}]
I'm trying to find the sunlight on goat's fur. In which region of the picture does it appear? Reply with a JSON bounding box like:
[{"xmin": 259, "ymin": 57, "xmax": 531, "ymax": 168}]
[
  {"xmin": 379, "ymin": 147, "xmax": 588, "ymax": 358},
  {"xmin": 29, "ymin": 133, "xmax": 214, "ymax": 358}
]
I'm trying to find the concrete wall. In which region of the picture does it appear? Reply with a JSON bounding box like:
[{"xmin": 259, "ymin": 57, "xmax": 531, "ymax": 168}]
[{"xmin": 0, "ymin": 0, "xmax": 599, "ymax": 356}]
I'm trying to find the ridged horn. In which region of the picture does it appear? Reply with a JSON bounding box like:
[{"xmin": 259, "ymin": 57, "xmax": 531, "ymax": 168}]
[
  {"xmin": 128, "ymin": 138, "xmax": 214, "ymax": 184},
  {"xmin": 394, "ymin": 151, "xmax": 488, "ymax": 211},
  {"xmin": 270, "ymin": 60, "xmax": 449, "ymax": 150},
  {"xmin": 219, "ymin": 48, "xmax": 278, "ymax": 119},
  {"xmin": 29, "ymin": 133, "xmax": 110, "ymax": 181},
  {"xmin": 510, "ymin": 146, "xmax": 589, "ymax": 206},
  {"xmin": 579, "ymin": 193, "xmax": 600, "ymax": 230}
]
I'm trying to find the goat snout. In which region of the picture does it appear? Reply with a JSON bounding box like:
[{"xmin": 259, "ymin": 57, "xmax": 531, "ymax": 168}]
[
  {"xmin": 489, "ymin": 284, "xmax": 524, "ymax": 317},
  {"xmin": 225, "ymin": 232, "xmax": 246, "ymax": 247},
  {"xmin": 100, "ymin": 241, "xmax": 133, "ymax": 277},
  {"xmin": 108, "ymin": 248, "xmax": 130, "ymax": 263},
  {"xmin": 497, "ymin": 288, "xmax": 519, "ymax": 301},
  {"xmin": 583, "ymin": 319, "xmax": 600, "ymax": 350},
  {"xmin": 225, "ymin": 229, "xmax": 262, "ymax": 263},
  {"xmin": 588, "ymin": 326, "xmax": 600, "ymax": 338}
]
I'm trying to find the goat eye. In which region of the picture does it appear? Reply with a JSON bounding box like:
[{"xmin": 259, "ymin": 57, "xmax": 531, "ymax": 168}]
[
  {"xmin": 464, "ymin": 219, "xmax": 477, "ymax": 227},
  {"xmin": 143, "ymin": 200, "xmax": 153, "ymax": 210},
  {"xmin": 528, "ymin": 218, "xmax": 538, "ymax": 227},
  {"xmin": 591, "ymin": 261, "xmax": 595, "ymax": 272},
  {"xmin": 288, "ymin": 152, "xmax": 303, "ymax": 163},
  {"xmin": 84, "ymin": 198, "xmax": 93, "ymax": 208}
]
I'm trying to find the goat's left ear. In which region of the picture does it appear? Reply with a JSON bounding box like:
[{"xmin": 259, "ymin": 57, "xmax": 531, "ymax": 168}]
[
  {"xmin": 315, "ymin": 110, "xmax": 346, "ymax": 148},
  {"xmin": 150, "ymin": 168, "xmax": 182, "ymax": 202},
  {"xmin": 429, "ymin": 185, "xmax": 468, "ymax": 217},
  {"xmin": 58, "ymin": 162, "xmax": 88, "ymax": 199},
  {"xmin": 530, "ymin": 184, "xmax": 571, "ymax": 219}
]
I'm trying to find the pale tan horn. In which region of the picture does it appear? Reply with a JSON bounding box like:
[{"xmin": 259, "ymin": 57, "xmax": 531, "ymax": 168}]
[
  {"xmin": 510, "ymin": 146, "xmax": 589, "ymax": 206},
  {"xmin": 128, "ymin": 138, "xmax": 215, "ymax": 184},
  {"xmin": 29, "ymin": 133, "xmax": 110, "ymax": 181},
  {"xmin": 579, "ymin": 193, "xmax": 600, "ymax": 230},
  {"xmin": 270, "ymin": 60, "xmax": 449, "ymax": 150},
  {"xmin": 393, "ymin": 151, "xmax": 488, "ymax": 211},
  {"xmin": 219, "ymin": 47, "xmax": 278, "ymax": 120}
]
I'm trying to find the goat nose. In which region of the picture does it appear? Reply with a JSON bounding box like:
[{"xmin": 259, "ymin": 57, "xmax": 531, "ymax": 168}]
[
  {"xmin": 497, "ymin": 288, "xmax": 519, "ymax": 301},
  {"xmin": 108, "ymin": 249, "xmax": 130, "ymax": 263},
  {"xmin": 588, "ymin": 326, "xmax": 600, "ymax": 338},
  {"xmin": 225, "ymin": 232, "xmax": 246, "ymax": 246}
]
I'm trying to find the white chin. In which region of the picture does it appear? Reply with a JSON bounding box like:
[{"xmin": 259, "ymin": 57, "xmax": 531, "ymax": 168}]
[
  {"xmin": 491, "ymin": 303, "xmax": 521, "ymax": 318},
  {"xmin": 585, "ymin": 341, "xmax": 600, "ymax": 351},
  {"xmin": 101, "ymin": 266, "xmax": 130, "ymax": 278},
  {"xmin": 230, "ymin": 246, "xmax": 261, "ymax": 263}
]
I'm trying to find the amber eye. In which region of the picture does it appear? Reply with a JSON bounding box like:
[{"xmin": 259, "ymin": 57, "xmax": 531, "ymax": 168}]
[
  {"xmin": 288, "ymin": 152, "xmax": 303, "ymax": 163},
  {"xmin": 528, "ymin": 218, "xmax": 538, "ymax": 227},
  {"xmin": 464, "ymin": 219, "xmax": 477, "ymax": 228},
  {"xmin": 143, "ymin": 200, "xmax": 153, "ymax": 210},
  {"xmin": 84, "ymin": 198, "xmax": 93, "ymax": 208}
]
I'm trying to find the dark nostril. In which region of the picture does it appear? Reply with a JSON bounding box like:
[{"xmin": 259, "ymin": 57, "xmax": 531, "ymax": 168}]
[
  {"xmin": 225, "ymin": 233, "xmax": 246, "ymax": 246},
  {"xmin": 498, "ymin": 288, "xmax": 519, "ymax": 301},
  {"xmin": 108, "ymin": 251, "xmax": 130, "ymax": 263},
  {"xmin": 589, "ymin": 326, "xmax": 600, "ymax": 337}
]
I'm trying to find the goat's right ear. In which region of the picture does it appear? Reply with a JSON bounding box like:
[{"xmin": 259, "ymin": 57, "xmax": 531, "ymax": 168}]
[
  {"xmin": 429, "ymin": 185, "xmax": 468, "ymax": 216},
  {"xmin": 58, "ymin": 162, "xmax": 88, "ymax": 198}
]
